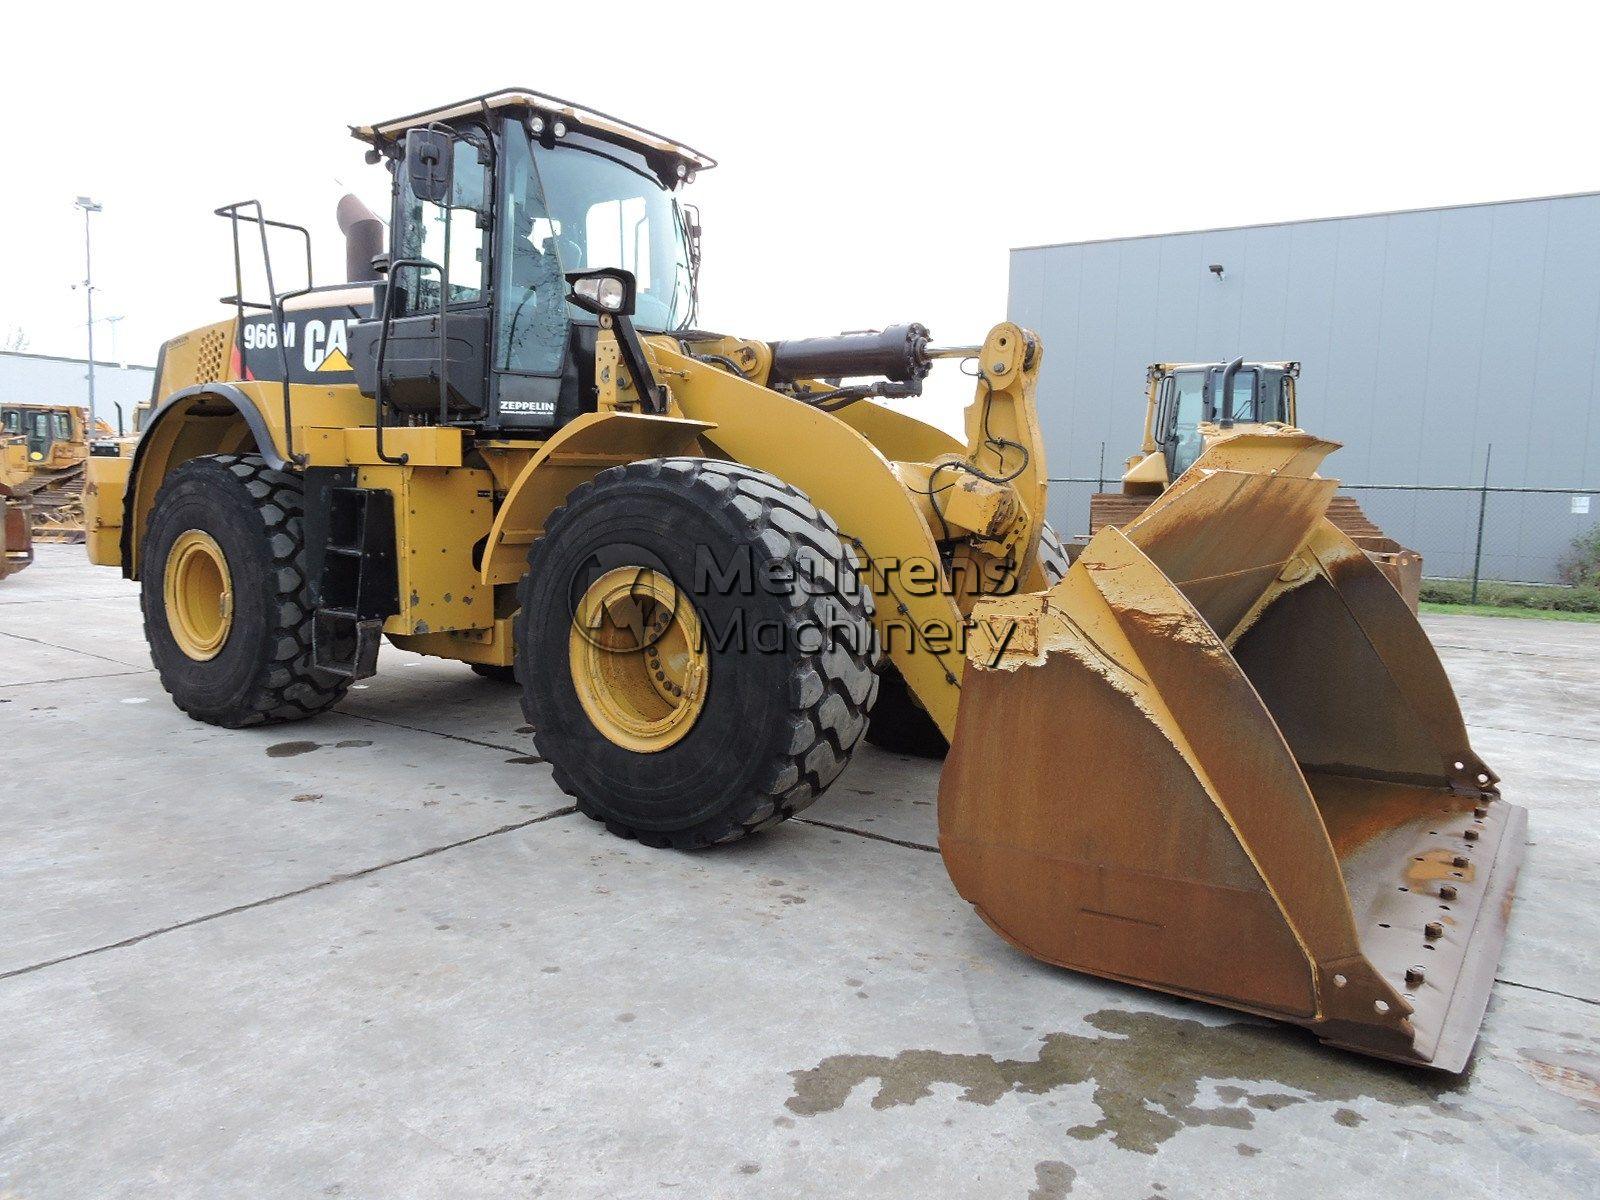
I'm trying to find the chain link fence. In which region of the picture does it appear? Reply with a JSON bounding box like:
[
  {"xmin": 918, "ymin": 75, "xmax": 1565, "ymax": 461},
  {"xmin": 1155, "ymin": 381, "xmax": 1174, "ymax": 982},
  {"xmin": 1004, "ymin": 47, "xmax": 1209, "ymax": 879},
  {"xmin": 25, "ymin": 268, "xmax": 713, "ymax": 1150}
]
[{"xmin": 1049, "ymin": 445, "xmax": 1598, "ymax": 590}]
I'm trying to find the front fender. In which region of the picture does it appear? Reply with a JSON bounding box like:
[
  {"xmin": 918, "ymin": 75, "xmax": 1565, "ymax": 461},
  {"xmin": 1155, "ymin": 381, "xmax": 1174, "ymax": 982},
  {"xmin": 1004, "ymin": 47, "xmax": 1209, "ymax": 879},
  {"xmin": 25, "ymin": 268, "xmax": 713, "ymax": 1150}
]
[
  {"xmin": 479, "ymin": 411, "xmax": 715, "ymax": 587},
  {"xmin": 121, "ymin": 384, "xmax": 284, "ymax": 578}
]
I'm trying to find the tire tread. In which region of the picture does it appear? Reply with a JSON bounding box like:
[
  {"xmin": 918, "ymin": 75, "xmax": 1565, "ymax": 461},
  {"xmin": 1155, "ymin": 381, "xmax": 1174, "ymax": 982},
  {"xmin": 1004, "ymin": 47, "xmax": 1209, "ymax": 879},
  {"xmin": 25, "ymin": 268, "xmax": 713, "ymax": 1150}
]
[{"xmin": 517, "ymin": 457, "xmax": 879, "ymax": 848}]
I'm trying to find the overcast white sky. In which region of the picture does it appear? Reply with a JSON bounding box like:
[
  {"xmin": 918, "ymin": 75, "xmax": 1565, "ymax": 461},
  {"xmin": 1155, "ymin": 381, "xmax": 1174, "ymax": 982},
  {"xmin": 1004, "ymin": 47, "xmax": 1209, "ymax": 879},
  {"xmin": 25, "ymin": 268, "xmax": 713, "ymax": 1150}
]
[{"xmin": 3, "ymin": 0, "xmax": 1593, "ymax": 426}]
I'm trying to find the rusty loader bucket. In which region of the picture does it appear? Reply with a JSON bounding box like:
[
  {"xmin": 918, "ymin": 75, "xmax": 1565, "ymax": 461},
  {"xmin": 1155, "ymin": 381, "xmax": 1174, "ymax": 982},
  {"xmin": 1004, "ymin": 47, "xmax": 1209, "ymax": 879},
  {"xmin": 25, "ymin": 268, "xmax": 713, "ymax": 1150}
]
[{"xmin": 940, "ymin": 432, "xmax": 1525, "ymax": 1071}]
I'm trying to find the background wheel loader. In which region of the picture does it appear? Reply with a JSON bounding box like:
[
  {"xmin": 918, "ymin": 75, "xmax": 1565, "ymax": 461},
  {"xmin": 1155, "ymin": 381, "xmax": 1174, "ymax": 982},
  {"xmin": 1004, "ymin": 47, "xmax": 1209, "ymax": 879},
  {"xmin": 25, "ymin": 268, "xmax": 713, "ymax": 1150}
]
[
  {"xmin": 1088, "ymin": 359, "xmax": 1425, "ymax": 609},
  {"xmin": 84, "ymin": 88, "xmax": 1523, "ymax": 1070}
]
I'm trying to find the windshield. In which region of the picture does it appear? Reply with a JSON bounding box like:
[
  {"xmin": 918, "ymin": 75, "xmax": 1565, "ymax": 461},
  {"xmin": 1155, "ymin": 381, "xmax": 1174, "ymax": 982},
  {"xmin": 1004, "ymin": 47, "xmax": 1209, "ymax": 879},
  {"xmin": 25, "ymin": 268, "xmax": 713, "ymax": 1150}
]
[
  {"xmin": 530, "ymin": 138, "xmax": 694, "ymax": 331},
  {"xmin": 496, "ymin": 123, "xmax": 696, "ymax": 382}
]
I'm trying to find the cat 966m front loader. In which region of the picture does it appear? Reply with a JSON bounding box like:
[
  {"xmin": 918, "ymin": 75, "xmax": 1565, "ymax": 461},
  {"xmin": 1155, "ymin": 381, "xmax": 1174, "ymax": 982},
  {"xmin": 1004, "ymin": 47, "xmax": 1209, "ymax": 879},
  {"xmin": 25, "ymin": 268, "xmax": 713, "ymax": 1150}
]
[{"xmin": 84, "ymin": 89, "xmax": 1522, "ymax": 1070}]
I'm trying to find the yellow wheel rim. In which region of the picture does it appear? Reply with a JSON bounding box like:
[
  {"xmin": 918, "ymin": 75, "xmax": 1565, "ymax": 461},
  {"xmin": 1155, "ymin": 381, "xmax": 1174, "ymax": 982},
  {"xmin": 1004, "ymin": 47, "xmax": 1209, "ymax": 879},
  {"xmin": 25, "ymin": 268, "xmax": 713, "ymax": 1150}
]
[
  {"xmin": 163, "ymin": 529, "xmax": 234, "ymax": 661},
  {"xmin": 569, "ymin": 566, "xmax": 710, "ymax": 753}
]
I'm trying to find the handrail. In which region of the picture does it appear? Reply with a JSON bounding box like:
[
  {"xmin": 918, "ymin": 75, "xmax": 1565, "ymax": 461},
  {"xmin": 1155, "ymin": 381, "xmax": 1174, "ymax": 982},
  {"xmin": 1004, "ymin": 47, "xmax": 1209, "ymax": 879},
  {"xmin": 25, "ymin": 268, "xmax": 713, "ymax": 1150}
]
[
  {"xmin": 214, "ymin": 201, "xmax": 315, "ymax": 464},
  {"xmin": 370, "ymin": 258, "xmax": 444, "ymax": 465}
]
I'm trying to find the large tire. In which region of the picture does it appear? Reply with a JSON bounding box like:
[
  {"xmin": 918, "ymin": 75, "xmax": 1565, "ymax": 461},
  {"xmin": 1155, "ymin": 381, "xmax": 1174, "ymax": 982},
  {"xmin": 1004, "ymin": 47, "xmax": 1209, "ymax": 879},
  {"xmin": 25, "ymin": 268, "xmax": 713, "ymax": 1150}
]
[
  {"xmin": 141, "ymin": 453, "xmax": 348, "ymax": 728},
  {"xmin": 516, "ymin": 457, "xmax": 878, "ymax": 848},
  {"xmin": 1036, "ymin": 519, "xmax": 1070, "ymax": 585},
  {"xmin": 866, "ymin": 520, "xmax": 1069, "ymax": 759}
]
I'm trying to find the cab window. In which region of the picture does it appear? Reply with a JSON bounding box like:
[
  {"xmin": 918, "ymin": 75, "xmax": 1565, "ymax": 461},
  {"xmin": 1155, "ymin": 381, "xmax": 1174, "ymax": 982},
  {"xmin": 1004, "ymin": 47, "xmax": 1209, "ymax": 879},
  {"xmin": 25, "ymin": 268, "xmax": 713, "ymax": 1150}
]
[
  {"xmin": 394, "ymin": 135, "xmax": 491, "ymax": 314},
  {"xmin": 1166, "ymin": 371, "xmax": 1207, "ymax": 477},
  {"xmin": 495, "ymin": 122, "xmax": 569, "ymax": 378},
  {"xmin": 1216, "ymin": 369, "xmax": 1259, "ymax": 421}
]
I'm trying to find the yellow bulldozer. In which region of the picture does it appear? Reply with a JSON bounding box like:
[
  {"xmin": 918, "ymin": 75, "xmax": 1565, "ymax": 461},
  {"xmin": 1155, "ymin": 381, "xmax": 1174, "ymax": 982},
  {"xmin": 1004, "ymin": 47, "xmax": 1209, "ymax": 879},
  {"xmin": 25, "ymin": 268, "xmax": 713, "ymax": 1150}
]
[
  {"xmin": 84, "ymin": 89, "xmax": 1523, "ymax": 1071},
  {"xmin": 1090, "ymin": 359, "xmax": 1424, "ymax": 609},
  {"xmin": 0, "ymin": 401, "xmax": 110, "ymax": 542}
]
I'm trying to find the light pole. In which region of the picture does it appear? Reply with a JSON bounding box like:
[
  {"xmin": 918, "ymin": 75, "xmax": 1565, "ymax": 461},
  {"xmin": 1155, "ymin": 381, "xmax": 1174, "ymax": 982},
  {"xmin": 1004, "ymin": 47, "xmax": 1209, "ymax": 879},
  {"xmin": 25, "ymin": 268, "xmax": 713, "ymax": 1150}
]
[{"xmin": 75, "ymin": 196, "xmax": 102, "ymax": 436}]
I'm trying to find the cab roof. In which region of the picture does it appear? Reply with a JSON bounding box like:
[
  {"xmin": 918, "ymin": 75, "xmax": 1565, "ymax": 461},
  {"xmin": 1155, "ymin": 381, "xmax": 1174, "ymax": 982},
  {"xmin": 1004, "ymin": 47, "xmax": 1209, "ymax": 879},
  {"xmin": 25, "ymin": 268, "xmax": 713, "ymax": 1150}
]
[
  {"xmin": 351, "ymin": 88, "xmax": 717, "ymax": 174},
  {"xmin": 1152, "ymin": 360, "xmax": 1300, "ymax": 373}
]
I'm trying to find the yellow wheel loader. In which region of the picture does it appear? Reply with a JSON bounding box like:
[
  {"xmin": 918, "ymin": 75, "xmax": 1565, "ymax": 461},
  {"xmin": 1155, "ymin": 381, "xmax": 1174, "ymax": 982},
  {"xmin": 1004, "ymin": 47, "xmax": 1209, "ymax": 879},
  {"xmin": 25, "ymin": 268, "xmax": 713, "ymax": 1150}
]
[
  {"xmin": 1091, "ymin": 360, "xmax": 1424, "ymax": 609},
  {"xmin": 84, "ymin": 89, "xmax": 1522, "ymax": 1071}
]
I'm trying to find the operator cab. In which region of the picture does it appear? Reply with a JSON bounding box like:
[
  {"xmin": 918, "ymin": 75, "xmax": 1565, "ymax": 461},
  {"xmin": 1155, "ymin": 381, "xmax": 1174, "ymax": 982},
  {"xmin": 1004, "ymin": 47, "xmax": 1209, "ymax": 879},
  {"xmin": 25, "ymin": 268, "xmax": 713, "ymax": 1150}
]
[
  {"xmin": 1151, "ymin": 360, "xmax": 1298, "ymax": 479},
  {"xmin": 348, "ymin": 89, "xmax": 714, "ymax": 436},
  {"xmin": 3, "ymin": 406, "xmax": 73, "ymax": 462}
]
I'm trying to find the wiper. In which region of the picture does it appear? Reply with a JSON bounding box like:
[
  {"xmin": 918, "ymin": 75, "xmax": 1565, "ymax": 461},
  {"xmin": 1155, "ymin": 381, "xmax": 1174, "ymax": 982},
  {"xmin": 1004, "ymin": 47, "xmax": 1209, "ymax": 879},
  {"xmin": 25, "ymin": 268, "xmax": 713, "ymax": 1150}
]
[{"xmin": 542, "ymin": 140, "xmax": 661, "ymax": 189}]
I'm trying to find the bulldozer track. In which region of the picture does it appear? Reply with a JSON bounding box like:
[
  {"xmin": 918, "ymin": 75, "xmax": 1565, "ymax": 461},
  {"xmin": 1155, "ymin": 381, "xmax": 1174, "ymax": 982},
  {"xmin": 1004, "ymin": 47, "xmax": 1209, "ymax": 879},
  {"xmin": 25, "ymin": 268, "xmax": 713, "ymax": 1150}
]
[{"xmin": 16, "ymin": 464, "xmax": 87, "ymax": 543}]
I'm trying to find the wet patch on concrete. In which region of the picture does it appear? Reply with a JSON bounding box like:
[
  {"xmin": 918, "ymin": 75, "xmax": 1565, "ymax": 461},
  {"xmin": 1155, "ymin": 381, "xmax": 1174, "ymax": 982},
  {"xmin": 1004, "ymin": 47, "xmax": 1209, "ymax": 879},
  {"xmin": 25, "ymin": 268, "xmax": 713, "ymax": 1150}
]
[
  {"xmin": 265, "ymin": 739, "xmax": 373, "ymax": 758},
  {"xmin": 1029, "ymin": 1160, "xmax": 1075, "ymax": 1198},
  {"xmin": 266, "ymin": 741, "xmax": 321, "ymax": 758},
  {"xmin": 785, "ymin": 1008, "xmax": 1467, "ymax": 1153}
]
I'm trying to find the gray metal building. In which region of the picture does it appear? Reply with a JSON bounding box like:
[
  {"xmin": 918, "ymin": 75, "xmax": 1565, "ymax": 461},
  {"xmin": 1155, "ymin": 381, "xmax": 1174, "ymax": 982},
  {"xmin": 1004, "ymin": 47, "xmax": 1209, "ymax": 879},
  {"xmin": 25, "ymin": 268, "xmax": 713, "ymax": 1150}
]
[
  {"xmin": 0, "ymin": 350, "xmax": 155, "ymax": 436},
  {"xmin": 1009, "ymin": 192, "xmax": 1600, "ymax": 583}
]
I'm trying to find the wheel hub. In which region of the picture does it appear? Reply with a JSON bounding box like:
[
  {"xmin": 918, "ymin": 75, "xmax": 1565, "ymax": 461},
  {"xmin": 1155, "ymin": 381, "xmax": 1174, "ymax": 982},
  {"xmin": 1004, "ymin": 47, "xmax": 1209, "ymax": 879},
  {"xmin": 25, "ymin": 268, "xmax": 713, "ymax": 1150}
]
[
  {"xmin": 569, "ymin": 566, "xmax": 709, "ymax": 753},
  {"xmin": 164, "ymin": 529, "xmax": 234, "ymax": 661}
]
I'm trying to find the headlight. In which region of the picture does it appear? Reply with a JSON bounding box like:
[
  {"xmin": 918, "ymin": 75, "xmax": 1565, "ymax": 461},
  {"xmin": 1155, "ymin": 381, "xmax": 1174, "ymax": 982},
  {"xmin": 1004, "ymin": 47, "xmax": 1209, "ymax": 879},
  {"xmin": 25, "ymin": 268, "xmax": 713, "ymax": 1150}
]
[
  {"xmin": 565, "ymin": 269, "xmax": 637, "ymax": 318},
  {"xmin": 575, "ymin": 275, "xmax": 625, "ymax": 311}
]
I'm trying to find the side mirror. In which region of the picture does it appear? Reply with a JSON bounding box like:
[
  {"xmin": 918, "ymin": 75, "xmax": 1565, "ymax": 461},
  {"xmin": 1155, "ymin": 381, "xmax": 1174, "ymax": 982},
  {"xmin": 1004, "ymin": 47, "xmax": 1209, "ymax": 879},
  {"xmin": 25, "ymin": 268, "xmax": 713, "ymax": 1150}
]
[
  {"xmin": 404, "ymin": 128, "xmax": 452, "ymax": 205},
  {"xmin": 565, "ymin": 268, "xmax": 637, "ymax": 318}
]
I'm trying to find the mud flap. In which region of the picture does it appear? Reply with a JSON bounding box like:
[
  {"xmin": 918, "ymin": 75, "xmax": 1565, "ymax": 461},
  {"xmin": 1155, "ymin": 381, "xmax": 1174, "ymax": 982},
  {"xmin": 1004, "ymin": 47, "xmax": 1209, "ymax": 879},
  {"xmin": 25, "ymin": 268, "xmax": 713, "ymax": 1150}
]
[{"xmin": 941, "ymin": 441, "xmax": 1525, "ymax": 1071}]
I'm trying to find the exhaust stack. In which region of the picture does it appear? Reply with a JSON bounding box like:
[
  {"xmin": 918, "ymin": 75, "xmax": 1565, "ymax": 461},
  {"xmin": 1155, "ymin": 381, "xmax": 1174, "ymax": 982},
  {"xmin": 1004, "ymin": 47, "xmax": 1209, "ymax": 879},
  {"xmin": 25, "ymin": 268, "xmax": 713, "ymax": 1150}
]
[{"xmin": 336, "ymin": 194, "xmax": 385, "ymax": 284}]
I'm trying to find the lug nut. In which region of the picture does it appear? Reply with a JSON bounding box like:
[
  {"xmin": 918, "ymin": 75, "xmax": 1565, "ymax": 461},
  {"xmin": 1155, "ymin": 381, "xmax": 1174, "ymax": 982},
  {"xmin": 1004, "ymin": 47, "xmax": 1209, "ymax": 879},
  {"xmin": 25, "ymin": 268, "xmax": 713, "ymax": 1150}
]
[
  {"xmin": 1440, "ymin": 885, "xmax": 1458, "ymax": 900},
  {"xmin": 1474, "ymin": 806, "xmax": 1488, "ymax": 819},
  {"xmin": 1464, "ymin": 829, "xmax": 1480, "ymax": 841},
  {"xmin": 1406, "ymin": 966, "xmax": 1426, "ymax": 986},
  {"xmin": 1425, "ymin": 922, "xmax": 1443, "ymax": 939},
  {"xmin": 1453, "ymin": 855, "xmax": 1470, "ymax": 868}
]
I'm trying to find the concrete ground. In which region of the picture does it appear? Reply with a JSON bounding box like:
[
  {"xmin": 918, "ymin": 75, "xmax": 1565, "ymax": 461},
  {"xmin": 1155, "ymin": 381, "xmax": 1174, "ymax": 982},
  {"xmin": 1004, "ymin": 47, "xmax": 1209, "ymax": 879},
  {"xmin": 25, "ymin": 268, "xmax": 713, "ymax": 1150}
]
[{"xmin": 2, "ymin": 544, "xmax": 1596, "ymax": 1199}]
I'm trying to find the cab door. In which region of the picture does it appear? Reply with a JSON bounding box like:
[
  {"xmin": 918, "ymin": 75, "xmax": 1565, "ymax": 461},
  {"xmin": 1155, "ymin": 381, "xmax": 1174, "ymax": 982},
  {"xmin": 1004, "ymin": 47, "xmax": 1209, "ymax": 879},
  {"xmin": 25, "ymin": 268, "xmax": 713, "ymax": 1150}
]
[
  {"xmin": 363, "ymin": 128, "xmax": 494, "ymax": 419},
  {"xmin": 488, "ymin": 117, "xmax": 571, "ymax": 432}
]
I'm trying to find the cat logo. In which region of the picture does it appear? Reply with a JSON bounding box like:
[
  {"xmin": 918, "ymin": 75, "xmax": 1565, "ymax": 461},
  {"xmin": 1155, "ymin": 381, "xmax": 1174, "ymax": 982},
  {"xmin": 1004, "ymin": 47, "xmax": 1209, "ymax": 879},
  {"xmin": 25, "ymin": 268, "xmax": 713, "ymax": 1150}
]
[{"xmin": 303, "ymin": 318, "xmax": 352, "ymax": 374}]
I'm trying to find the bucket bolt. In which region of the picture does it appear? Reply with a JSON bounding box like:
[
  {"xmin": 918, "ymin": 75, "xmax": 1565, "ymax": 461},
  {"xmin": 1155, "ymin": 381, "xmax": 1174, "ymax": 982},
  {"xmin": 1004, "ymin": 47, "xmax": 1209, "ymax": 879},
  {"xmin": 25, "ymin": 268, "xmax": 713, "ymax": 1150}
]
[
  {"xmin": 1406, "ymin": 966, "xmax": 1426, "ymax": 987},
  {"xmin": 1424, "ymin": 921, "xmax": 1444, "ymax": 940},
  {"xmin": 1452, "ymin": 855, "xmax": 1470, "ymax": 868},
  {"xmin": 1464, "ymin": 829, "xmax": 1481, "ymax": 842},
  {"xmin": 1440, "ymin": 884, "xmax": 1458, "ymax": 900}
]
